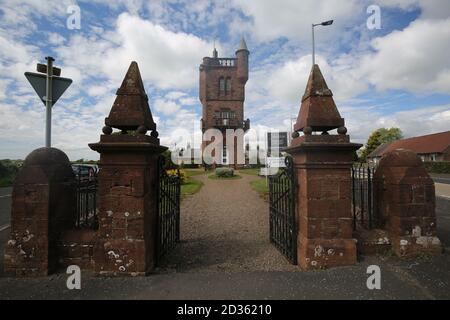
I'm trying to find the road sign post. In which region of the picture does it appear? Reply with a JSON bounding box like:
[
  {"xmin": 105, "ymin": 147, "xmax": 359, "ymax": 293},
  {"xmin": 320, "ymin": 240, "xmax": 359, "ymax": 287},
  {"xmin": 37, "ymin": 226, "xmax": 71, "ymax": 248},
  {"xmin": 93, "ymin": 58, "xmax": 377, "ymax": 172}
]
[
  {"xmin": 45, "ymin": 57, "xmax": 54, "ymax": 147},
  {"xmin": 24, "ymin": 57, "xmax": 72, "ymax": 148}
]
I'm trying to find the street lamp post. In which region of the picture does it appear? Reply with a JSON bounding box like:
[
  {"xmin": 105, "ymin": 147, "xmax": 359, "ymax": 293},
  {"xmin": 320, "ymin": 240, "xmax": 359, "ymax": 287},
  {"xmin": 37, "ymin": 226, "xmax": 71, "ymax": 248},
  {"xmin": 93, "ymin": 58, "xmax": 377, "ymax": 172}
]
[{"xmin": 312, "ymin": 20, "xmax": 334, "ymax": 66}]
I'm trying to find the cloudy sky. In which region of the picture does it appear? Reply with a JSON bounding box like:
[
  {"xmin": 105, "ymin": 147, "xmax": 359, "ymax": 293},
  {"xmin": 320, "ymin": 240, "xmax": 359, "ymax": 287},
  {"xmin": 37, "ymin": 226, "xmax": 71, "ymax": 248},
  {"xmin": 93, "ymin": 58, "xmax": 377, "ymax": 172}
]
[{"xmin": 1, "ymin": 0, "xmax": 449, "ymax": 160}]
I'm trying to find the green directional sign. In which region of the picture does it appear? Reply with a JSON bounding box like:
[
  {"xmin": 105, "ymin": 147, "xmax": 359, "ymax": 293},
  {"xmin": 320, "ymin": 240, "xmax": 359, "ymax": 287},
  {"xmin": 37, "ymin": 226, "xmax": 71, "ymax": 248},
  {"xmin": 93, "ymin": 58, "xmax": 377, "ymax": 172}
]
[{"xmin": 24, "ymin": 72, "xmax": 72, "ymax": 107}]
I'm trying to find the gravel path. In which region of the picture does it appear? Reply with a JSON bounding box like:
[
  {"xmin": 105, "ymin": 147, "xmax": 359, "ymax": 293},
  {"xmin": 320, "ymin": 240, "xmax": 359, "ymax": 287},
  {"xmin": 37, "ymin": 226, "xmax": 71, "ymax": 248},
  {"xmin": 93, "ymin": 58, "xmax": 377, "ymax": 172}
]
[{"xmin": 156, "ymin": 172, "xmax": 299, "ymax": 273}]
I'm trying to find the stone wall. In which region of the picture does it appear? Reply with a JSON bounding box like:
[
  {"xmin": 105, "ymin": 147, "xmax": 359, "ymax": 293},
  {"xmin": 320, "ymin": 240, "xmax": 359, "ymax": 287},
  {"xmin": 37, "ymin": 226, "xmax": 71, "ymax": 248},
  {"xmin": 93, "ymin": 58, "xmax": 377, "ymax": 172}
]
[{"xmin": 57, "ymin": 229, "xmax": 96, "ymax": 270}]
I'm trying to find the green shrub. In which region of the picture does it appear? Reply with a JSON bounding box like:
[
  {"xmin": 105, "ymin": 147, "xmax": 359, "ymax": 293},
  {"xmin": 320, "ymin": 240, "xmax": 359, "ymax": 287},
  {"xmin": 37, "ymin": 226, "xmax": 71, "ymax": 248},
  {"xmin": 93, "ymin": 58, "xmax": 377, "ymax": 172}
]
[
  {"xmin": 166, "ymin": 169, "xmax": 187, "ymax": 184},
  {"xmin": 423, "ymin": 161, "xmax": 450, "ymax": 174},
  {"xmin": 0, "ymin": 159, "xmax": 22, "ymax": 187},
  {"xmin": 215, "ymin": 167, "xmax": 234, "ymax": 178}
]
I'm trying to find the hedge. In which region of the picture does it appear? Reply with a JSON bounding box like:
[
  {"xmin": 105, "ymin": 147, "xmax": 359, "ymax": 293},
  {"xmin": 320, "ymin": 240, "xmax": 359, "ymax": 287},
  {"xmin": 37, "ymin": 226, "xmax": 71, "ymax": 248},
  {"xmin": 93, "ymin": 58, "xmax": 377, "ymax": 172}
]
[
  {"xmin": 215, "ymin": 167, "xmax": 234, "ymax": 178},
  {"xmin": 423, "ymin": 161, "xmax": 450, "ymax": 174},
  {"xmin": 0, "ymin": 160, "xmax": 22, "ymax": 187}
]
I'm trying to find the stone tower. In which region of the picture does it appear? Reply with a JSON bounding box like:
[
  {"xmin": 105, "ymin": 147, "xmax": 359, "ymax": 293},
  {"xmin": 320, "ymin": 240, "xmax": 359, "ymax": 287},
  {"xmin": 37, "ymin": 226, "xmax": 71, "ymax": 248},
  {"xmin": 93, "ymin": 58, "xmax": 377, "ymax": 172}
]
[{"xmin": 199, "ymin": 38, "xmax": 250, "ymax": 168}]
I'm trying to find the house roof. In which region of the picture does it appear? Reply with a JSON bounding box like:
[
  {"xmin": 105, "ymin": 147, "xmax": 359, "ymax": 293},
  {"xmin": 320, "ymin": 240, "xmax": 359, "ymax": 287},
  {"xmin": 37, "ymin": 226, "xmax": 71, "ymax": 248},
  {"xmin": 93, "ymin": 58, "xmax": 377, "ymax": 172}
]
[
  {"xmin": 368, "ymin": 141, "xmax": 394, "ymax": 158},
  {"xmin": 368, "ymin": 131, "xmax": 450, "ymax": 158}
]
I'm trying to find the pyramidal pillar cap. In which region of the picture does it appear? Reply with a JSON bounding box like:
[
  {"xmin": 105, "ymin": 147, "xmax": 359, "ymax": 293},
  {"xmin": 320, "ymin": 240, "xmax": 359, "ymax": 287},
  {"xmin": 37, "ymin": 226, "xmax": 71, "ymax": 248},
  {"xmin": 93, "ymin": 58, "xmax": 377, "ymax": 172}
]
[
  {"xmin": 104, "ymin": 61, "xmax": 157, "ymax": 133},
  {"xmin": 89, "ymin": 61, "xmax": 167, "ymax": 154},
  {"xmin": 293, "ymin": 64, "xmax": 345, "ymax": 133}
]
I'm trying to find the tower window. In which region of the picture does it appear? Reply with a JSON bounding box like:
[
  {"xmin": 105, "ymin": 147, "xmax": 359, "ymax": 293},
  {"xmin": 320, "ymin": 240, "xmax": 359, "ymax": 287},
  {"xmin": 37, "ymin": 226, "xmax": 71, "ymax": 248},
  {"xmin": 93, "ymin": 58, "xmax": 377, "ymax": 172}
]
[
  {"xmin": 215, "ymin": 110, "xmax": 236, "ymax": 119},
  {"xmin": 226, "ymin": 78, "xmax": 231, "ymax": 93},
  {"xmin": 219, "ymin": 77, "xmax": 225, "ymax": 92}
]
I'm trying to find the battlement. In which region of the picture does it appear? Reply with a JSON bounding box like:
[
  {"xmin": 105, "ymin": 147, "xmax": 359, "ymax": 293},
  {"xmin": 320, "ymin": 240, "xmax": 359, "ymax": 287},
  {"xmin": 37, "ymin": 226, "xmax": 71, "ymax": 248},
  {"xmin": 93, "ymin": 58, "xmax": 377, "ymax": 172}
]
[{"xmin": 202, "ymin": 57, "xmax": 237, "ymax": 68}]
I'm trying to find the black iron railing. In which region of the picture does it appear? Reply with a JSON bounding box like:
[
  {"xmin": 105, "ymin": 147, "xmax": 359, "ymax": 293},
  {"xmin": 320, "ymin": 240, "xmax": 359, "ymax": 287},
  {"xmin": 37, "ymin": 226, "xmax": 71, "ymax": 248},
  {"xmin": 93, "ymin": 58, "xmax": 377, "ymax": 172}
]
[
  {"xmin": 75, "ymin": 171, "xmax": 98, "ymax": 229},
  {"xmin": 351, "ymin": 164, "xmax": 376, "ymax": 230}
]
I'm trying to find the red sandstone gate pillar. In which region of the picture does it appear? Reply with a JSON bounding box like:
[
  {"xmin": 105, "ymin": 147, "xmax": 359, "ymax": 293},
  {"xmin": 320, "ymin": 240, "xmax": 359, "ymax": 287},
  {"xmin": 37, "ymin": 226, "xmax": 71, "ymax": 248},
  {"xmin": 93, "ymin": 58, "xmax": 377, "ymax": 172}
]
[
  {"xmin": 4, "ymin": 148, "xmax": 76, "ymax": 276},
  {"xmin": 373, "ymin": 149, "xmax": 442, "ymax": 256},
  {"xmin": 287, "ymin": 65, "xmax": 361, "ymax": 269},
  {"xmin": 89, "ymin": 62, "xmax": 166, "ymax": 276}
]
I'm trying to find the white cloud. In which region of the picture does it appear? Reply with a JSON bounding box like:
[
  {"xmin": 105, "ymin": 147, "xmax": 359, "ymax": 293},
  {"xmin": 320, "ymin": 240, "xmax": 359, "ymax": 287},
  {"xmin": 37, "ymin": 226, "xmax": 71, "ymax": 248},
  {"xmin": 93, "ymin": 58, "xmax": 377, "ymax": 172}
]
[
  {"xmin": 361, "ymin": 17, "xmax": 450, "ymax": 94},
  {"xmin": 340, "ymin": 103, "xmax": 450, "ymax": 144},
  {"xmin": 232, "ymin": 0, "xmax": 361, "ymax": 43},
  {"xmin": 0, "ymin": 79, "xmax": 11, "ymax": 100},
  {"xmin": 154, "ymin": 99, "xmax": 181, "ymax": 115},
  {"xmin": 87, "ymin": 85, "xmax": 111, "ymax": 97},
  {"xmin": 104, "ymin": 14, "xmax": 212, "ymax": 89},
  {"xmin": 54, "ymin": 13, "xmax": 212, "ymax": 90},
  {"xmin": 0, "ymin": 32, "xmax": 39, "ymax": 65},
  {"xmin": 179, "ymin": 96, "xmax": 198, "ymax": 106},
  {"xmin": 48, "ymin": 32, "xmax": 66, "ymax": 46},
  {"xmin": 166, "ymin": 91, "xmax": 187, "ymax": 100},
  {"xmin": 157, "ymin": 108, "xmax": 201, "ymax": 149},
  {"xmin": 247, "ymin": 53, "xmax": 367, "ymax": 113},
  {"xmin": 377, "ymin": 0, "xmax": 450, "ymax": 19},
  {"xmin": 0, "ymin": 0, "xmax": 73, "ymax": 37}
]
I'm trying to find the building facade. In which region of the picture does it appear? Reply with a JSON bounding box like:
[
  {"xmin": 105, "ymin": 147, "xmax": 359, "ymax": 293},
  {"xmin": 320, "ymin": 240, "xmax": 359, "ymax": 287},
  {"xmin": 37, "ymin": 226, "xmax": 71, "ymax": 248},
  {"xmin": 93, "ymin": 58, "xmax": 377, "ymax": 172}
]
[
  {"xmin": 368, "ymin": 130, "xmax": 450, "ymax": 164},
  {"xmin": 199, "ymin": 38, "xmax": 250, "ymax": 168}
]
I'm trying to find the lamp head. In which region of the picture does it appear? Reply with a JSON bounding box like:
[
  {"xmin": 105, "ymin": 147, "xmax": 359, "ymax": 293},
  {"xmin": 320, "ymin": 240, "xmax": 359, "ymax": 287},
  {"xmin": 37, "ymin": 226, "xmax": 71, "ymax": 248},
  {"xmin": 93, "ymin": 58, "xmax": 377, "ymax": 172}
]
[{"xmin": 321, "ymin": 20, "xmax": 334, "ymax": 26}]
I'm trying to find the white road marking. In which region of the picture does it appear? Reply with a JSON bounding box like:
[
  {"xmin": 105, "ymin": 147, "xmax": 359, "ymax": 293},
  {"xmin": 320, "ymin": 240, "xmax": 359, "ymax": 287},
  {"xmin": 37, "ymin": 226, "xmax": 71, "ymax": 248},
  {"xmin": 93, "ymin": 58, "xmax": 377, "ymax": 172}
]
[
  {"xmin": 0, "ymin": 194, "xmax": 11, "ymax": 199},
  {"xmin": 0, "ymin": 224, "xmax": 10, "ymax": 232}
]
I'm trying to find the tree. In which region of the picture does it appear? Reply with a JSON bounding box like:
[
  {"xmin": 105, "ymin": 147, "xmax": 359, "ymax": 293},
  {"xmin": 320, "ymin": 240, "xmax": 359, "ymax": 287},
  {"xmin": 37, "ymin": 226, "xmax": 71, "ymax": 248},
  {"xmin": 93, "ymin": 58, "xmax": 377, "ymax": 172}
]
[
  {"xmin": 359, "ymin": 127, "xmax": 403, "ymax": 161},
  {"xmin": 162, "ymin": 149, "xmax": 177, "ymax": 169}
]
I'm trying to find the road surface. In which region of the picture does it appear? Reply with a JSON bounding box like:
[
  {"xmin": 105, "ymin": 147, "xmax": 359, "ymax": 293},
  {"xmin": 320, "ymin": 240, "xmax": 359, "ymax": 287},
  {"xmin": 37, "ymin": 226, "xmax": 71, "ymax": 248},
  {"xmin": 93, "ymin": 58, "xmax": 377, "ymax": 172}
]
[
  {"xmin": 433, "ymin": 177, "xmax": 450, "ymax": 185},
  {"xmin": 0, "ymin": 187, "xmax": 11, "ymax": 230}
]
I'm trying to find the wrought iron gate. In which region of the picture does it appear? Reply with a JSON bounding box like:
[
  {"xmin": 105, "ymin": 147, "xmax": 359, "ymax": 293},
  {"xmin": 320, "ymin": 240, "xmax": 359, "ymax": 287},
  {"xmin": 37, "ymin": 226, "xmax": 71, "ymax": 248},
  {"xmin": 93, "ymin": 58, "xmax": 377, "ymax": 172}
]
[
  {"xmin": 156, "ymin": 156, "xmax": 181, "ymax": 262},
  {"xmin": 268, "ymin": 156, "xmax": 297, "ymax": 264},
  {"xmin": 351, "ymin": 164, "xmax": 377, "ymax": 230}
]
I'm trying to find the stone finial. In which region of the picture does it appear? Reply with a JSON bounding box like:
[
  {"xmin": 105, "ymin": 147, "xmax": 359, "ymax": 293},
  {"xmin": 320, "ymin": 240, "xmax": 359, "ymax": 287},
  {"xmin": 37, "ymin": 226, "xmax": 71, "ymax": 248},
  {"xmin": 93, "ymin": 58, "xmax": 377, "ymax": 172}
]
[
  {"xmin": 104, "ymin": 61, "xmax": 156, "ymax": 133},
  {"xmin": 293, "ymin": 64, "xmax": 345, "ymax": 133}
]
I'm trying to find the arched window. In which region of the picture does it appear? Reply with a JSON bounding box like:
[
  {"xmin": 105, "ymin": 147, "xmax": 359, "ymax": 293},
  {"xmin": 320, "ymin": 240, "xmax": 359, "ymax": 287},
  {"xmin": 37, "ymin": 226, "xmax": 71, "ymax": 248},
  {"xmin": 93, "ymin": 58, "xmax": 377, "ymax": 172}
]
[
  {"xmin": 226, "ymin": 77, "xmax": 231, "ymax": 93},
  {"xmin": 219, "ymin": 77, "xmax": 225, "ymax": 92}
]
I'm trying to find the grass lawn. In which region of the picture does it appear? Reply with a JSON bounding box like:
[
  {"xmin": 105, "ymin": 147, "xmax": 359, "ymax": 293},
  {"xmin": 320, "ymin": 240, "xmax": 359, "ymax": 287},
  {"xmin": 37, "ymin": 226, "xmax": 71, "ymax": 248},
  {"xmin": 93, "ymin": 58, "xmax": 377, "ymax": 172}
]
[
  {"xmin": 181, "ymin": 178, "xmax": 203, "ymax": 197},
  {"xmin": 208, "ymin": 174, "xmax": 242, "ymax": 180},
  {"xmin": 250, "ymin": 177, "xmax": 269, "ymax": 198},
  {"xmin": 180, "ymin": 168, "xmax": 206, "ymax": 197},
  {"xmin": 238, "ymin": 168, "xmax": 261, "ymax": 176},
  {"xmin": 184, "ymin": 168, "xmax": 207, "ymax": 177}
]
